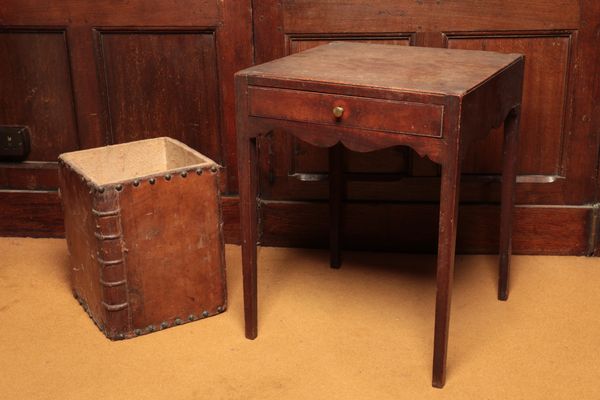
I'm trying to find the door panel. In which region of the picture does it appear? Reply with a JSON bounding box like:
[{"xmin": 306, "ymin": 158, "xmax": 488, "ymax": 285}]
[
  {"xmin": 97, "ymin": 31, "xmax": 221, "ymax": 162},
  {"xmin": 447, "ymin": 33, "xmax": 572, "ymax": 176},
  {"xmin": 0, "ymin": 0, "xmax": 253, "ymax": 236},
  {"xmin": 0, "ymin": 30, "xmax": 78, "ymax": 190},
  {"xmin": 1, "ymin": 0, "xmax": 598, "ymax": 254},
  {"xmin": 254, "ymin": 0, "xmax": 597, "ymax": 203},
  {"xmin": 251, "ymin": 0, "xmax": 600, "ymax": 253},
  {"xmin": 281, "ymin": 0, "xmax": 579, "ymax": 33}
]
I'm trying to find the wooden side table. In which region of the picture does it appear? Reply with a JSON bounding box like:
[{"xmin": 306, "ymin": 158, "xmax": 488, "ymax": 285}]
[{"xmin": 235, "ymin": 42, "xmax": 524, "ymax": 388}]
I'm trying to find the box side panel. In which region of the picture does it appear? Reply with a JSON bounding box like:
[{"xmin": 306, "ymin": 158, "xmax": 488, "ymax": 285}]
[
  {"xmin": 58, "ymin": 163, "xmax": 106, "ymax": 329},
  {"xmin": 119, "ymin": 168, "xmax": 226, "ymax": 331}
]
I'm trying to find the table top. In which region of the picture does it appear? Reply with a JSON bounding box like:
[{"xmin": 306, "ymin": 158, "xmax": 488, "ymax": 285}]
[{"xmin": 239, "ymin": 42, "xmax": 523, "ymax": 97}]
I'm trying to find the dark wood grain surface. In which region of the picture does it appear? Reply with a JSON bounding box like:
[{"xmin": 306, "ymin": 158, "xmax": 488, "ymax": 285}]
[
  {"xmin": 1, "ymin": 0, "xmax": 599, "ymax": 256},
  {"xmin": 0, "ymin": 0, "xmax": 254, "ymax": 233},
  {"xmin": 248, "ymin": 0, "xmax": 599, "ymax": 258},
  {"xmin": 97, "ymin": 32, "xmax": 221, "ymax": 162},
  {"xmin": 243, "ymin": 42, "xmax": 521, "ymax": 96}
]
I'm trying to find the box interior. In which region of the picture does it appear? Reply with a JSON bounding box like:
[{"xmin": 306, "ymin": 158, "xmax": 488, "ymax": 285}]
[{"xmin": 60, "ymin": 137, "xmax": 216, "ymax": 186}]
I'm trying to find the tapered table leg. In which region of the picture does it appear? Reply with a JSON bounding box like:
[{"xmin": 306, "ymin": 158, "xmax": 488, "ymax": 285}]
[
  {"xmin": 432, "ymin": 157, "xmax": 461, "ymax": 388},
  {"xmin": 329, "ymin": 143, "xmax": 343, "ymax": 269},
  {"xmin": 498, "ymin": 106, "xmax": 521, "ymax": 301},
  {"xmin": 238, "ymin": 136, "xmax": 259, "ymax": 339}
]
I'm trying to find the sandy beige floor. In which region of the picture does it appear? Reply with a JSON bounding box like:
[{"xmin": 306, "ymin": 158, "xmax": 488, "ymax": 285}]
[{"xmin": 0, "ymin": 237, "xmax": 599, "ymax": 399}]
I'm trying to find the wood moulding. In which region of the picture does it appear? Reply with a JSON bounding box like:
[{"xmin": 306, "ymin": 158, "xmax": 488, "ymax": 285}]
[{"xmin": 0, "ymin": 192, "xmax": 592, "ymax": 256}]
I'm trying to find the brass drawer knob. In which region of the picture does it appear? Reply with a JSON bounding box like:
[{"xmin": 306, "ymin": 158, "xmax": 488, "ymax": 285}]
[{"xmin": 332, "ymin": 106, "xmax": 344, "ymax": 118}]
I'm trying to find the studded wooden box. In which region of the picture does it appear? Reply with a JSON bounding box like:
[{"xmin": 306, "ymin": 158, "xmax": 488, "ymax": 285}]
[{"xmin": 58, "ymin": 137, "xmax": 226, "ymax": 340}]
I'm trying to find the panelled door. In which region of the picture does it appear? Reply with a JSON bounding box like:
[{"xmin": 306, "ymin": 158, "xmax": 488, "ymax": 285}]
[
  {"xmin": 252, "ymin": 0, "xmax": 600, "ymax": 254},
  {"xmin": 1, "ymin": 1, "xmax": 599, "ymax": 254},
  {"xmin": 0, "ymin": 0, "xmax": 253, "ymax": 236}
]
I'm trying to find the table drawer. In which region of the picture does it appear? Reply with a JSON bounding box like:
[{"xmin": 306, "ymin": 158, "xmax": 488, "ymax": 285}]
[{"xmin": 248, "ymin": 86, "xmax": 444, "ymax": 138}]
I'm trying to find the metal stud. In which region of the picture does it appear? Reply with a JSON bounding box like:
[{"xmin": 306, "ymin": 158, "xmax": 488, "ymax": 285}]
[
  {"xmin": 202, "ymin": 310, "xmax": 209, "ymax": 318},
  {"xmin": 188, "ymin": 314, "xmax": 195, "ymax": 321},
  {"xmin": 175, "ymin": 318, "xmax": 182, "ymax": 325},
  {"xmin": 147, "ymin": 325, "xmax": 155, "ymax": 332},
  {"xmin": 98, "ymin": 187, "xmax": 105, "ymax": 193},
  {"xmin": 161, "ymin": 321, "xmax": 169, "ymax": 329},
  {"xmin": 149, "ymin": 178, "xmax": 156, "ymax": 185},
  {"xmin": 134, "ymin": 329, "xmax": 142, "ymax": 336},
  {"xmin": 216, "ymin": 306, "xmax": 224, "ymax": 313},
  {"xmin": 211, "ymin": 165, "xmax": 218, "ymax": 173},
  {"xmin": 165, "ymin": 174, "xmax": 171, "ymax": 181},
  {"xmin": 133, "ymin": 180, "xmax": 140, "ymax": 187},
  {"xmin": 181, "ymin": 171, "xmax": 188, "ymax": 178},
  {"xmin": 116, "ymin": 333, "xmax": 125, "ymax": 340},
  {"xmin": 115, "ymin": 184, "xmax": 123, "ymax": 191},
  {"xmin": 196, "ymin": 168, "xmax": 203, "ymax": 175}
]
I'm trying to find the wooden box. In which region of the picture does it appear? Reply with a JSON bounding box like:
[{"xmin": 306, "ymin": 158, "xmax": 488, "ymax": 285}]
[{"xmin": 58, "ymin": 137, "xmax": 226, "ymax": 340}]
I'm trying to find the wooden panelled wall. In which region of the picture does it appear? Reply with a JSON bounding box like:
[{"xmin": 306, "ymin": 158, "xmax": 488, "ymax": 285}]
[{"xmin": 1, "ymin": 1, "xmax": 599, "ymax": 255}]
